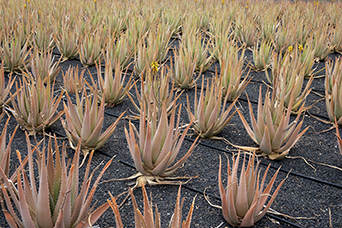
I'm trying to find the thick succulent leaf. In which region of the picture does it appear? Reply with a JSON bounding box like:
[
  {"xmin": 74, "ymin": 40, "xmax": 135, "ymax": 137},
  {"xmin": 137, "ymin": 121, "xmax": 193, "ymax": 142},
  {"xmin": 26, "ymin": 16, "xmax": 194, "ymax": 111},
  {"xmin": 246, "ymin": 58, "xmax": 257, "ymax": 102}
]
[
  {"xmin": 97, "ymin": 111, "xmax": 124, "ymax": 146},
  {"xmin": 129, "ymin": 187, "xmax": 143, "ymax": 228},
  {"xmin": 1, "ymin": 183, "xmax": 23, "ymax": 227},
  {"xmin": 37, "ymin": 151, "xmax": 54, "ymax": 227},
  {"xmin": 237, "ymin": 109, "xmax": 258, "ymax": 144},
  {"xmin": 71, "ymin": 147, "xmax": 91, "ymax": 225},
  {"xmin": 54, "ymin": 210, "xmax": 66, "ymax": 228},
  {"xmin": 142, "ymin": 124, "xmax": 154, "ymax": 169},
  {"xmin": 235, "ymin": 158, "xmax": 249, "ymax": 217},
  {"xmin": 151, "ymin": 151, "xmax": 172, "ymax": 176},
  {"xmin": 259, "ymin": 126, "xmax": 273, "ymax": 155},
  {"xmin": 151, "ymin": 108, "xmax": 168, "ymax": 162},
  {"xmin": 277, "ymin": 121, "xmax": 308, "ymax": 153},
  {"xmin": 163, "ymin": 136, "xmax": 198, "ymax": 177},
  {"xmin": 170, "ymin": 186, "xmax": 182, "ymax": 228},
  {"xmin": 182, "ymin": 195, "xmax": 196, "ymax": 228},
  {"xmin": 154, "ymin": 109, "xmax": 175, "ymax": 166},
  {"xmin": 108, "ymin": 194, "xmax": 124, "ymax": 228},
  {"xmin": 218, "ymin": 156, "xmax": 240, "ymax": 225},
  {"xmin": 84, "ymin": 116, "xmax": 104, "ymax": 147},
  {"xmin": 3, "ymin": 210, "xmax": 19, "ymax": 228},
  {"xmin": 80, "ymin": 104, "xmax": 92, "ymax": 141},
  {"xmin": 17, "ymin": 173, "xmax": 36, "ymax": 228},
  {"xmin": 271, "ymin": 115, "xmax": 286, "ymax": 150},
  {"xmin": 62, "ymin": 180, "xmax": 72, "ymax": 228},
  {"xmin": 255, "ymin": 168, "xmax": 286, "ymax": 223},
  {"xmin": 125, "ymin": 125, "xmax": 147, "ymax": 175},
  {"xmin": 142, "ymin": 183, "xmax": 155, "ymax": 228},
  {"xmin": 78, "ymin": 202, "xmax": 109, "ymax": 228}
]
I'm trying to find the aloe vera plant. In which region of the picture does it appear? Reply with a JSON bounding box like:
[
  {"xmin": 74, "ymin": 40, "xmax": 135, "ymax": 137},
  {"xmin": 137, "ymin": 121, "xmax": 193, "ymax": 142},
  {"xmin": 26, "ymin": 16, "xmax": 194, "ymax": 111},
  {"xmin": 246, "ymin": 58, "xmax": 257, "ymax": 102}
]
[
  {"xmin": 32, "ymin": 19, "xmax": 55, "ymax": 53},
  {"xmin": 325, "ymin": 58, "xmax": 342, "ymax": 124},
  {"xmin": 125, "ymin": 104, "xmax": 198, "ymax": 186},
  {"xmin": 237, "ymin": 86, "xmax": 309, "ymax": 160},
  {"xmin": 218, "ymin": 152, "xmax": 285, "ymax": 227},
  {"xmin": 181, "ymin": 32, "xmax": 214, "ymax": 73},
  {"xmin": 53, "ymin": 23, "xmax": 79, "ymax": 61},
  {"xmin": 171, "ymin": 47, "xmax": 199, "ymax": 90},
  {"xmin": 298, "ymin": 43, "xmax": 315, "ymax": 78},
  {"xmin": 0, "ymin": 35, "xmax": 30, "ymax": 73},
  {"xmin": 268, "ymin": 51, "xmax": 313, "ymax": 113},
  {"xmin": 62, "ymin": 65, "xmax": 85, "ymax": 94},
  {"xmin": 106, "ymin": 33, "xmax": 134, "ymax": 71},
  {"xmin": 311, "ymin": 20, "xmax": 333, "ymax": 61},
  {"xmin": 0, "ymin": 133, "xmax": 111, "ymax": 228},
  {"xmin": 109, "ymin": 183, "xmax": 195, "ymax": 228},
  {"xmin": 29, "ymin": 49, "xmax": 61, "ymax": 84},
  {"xmin": 134, "ymin": 38, "xmax": 155, "ymax": 78},
  {"xmin": 62, "ymin": 89, "xmax": 124, "ymax": 156},
  {"xmin": 129, "ymin": 67, "xmax": 179, "ymax": 117},
  {"xmin": 218, "ymin": 43, "xmax": 250, "ymax": 101},
  {"xmin": 77, "ymin": 31, "xmax": 103, "ymax": 67},
  {"xmin": 235, "ymin": 14, "xmax": 258, "ymax": 48},
  {"xmin": 94, "ymin": 60, "xmax": 133, "ymax": 107},
  {"xmin": 9, "ymin": 77, "xmax": 64, "ymax": 135},
  {"xmin": 273, "ymin": 22, "xmax": 297, "ymax": 54},
  {"xmin": 252, "ymin": 40, "xmax": 272, "ymax": 71},
  {"xmin": 187, "ymin": 77, "xmax": 237, "ymax": 138}
]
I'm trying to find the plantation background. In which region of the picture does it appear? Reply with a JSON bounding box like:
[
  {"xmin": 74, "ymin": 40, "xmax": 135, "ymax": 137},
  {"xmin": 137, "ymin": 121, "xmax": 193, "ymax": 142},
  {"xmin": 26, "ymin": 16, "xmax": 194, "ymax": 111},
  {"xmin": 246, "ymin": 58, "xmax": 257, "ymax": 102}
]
[{"xmin": 0, "ymin": 0, "xmax": 342, "ymax": 227}]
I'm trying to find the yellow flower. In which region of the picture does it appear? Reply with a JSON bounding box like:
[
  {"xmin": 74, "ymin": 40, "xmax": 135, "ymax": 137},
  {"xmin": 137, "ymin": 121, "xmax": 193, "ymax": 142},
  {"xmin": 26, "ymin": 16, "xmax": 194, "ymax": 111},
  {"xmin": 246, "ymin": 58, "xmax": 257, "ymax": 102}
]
[
  {"xmin": 222, "ymin": 0, "xmax": 225, "ymax": 4},
  {"xmin": 287, "ymin": 46, "xmax": 293, "ymax": 53},
  {"xmin": 94, "ymin": 0, "xmax": 96, "ymax": 3},
  {"xmin": 151, "ymin": 61, "xmax": 159, "ymax": 73},
  {"xmin": 298, "ymin": 44, "xmax": 303, "ymax": 52},
  {"xmin": 24, "ymin": 4, "xmax": 27, "ymax": 8}
]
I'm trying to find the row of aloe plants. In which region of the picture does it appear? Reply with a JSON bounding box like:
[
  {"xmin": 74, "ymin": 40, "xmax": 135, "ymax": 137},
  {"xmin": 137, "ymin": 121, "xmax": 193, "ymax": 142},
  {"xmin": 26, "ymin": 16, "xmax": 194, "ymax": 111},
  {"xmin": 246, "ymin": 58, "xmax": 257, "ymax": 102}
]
[
  {"xmin": 0, "ymin": 0, "xmax": 342, "ymax": 227},
  {"xmin": 1, "ymin": 0, "xmax": 341, "ymax": 74},
  {"xmin": 1, "ymin": 51, "xmax": 342, "ymax": 227}
]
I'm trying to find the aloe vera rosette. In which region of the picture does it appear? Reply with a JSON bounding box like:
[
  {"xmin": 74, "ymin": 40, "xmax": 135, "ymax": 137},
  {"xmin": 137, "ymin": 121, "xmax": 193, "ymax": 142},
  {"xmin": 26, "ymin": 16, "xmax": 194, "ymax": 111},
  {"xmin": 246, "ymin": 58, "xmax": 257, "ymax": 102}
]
[
  {"xmin": 237, "ymin": 86, "xmax": 309, "ymax": 160},
  {"xmin": 126, "ymin": 105, "xmax": 198, "ymax": 178},
  {"xmin": 218, "ymin": 152, "xmax": 285, "ymax": 227},
  {"xmin": 0, "ymin": 134, "xmax": 111, "ymax": 228}
]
